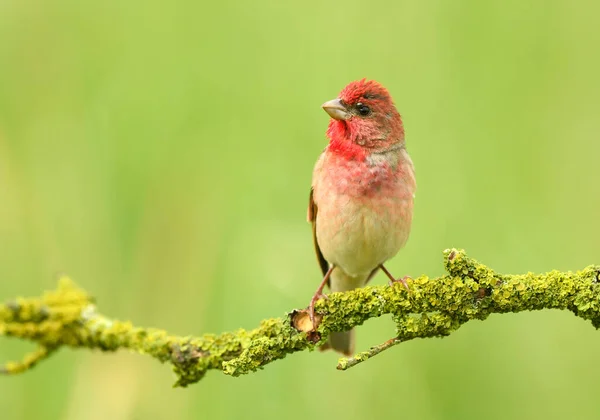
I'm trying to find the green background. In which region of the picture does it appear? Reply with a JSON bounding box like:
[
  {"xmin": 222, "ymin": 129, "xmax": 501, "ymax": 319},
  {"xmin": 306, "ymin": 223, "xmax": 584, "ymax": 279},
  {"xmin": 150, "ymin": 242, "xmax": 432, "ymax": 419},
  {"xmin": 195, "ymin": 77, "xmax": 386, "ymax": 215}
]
[{"xmin": 1, "ymin": 0, "xmax": 600, "ymax": 419}]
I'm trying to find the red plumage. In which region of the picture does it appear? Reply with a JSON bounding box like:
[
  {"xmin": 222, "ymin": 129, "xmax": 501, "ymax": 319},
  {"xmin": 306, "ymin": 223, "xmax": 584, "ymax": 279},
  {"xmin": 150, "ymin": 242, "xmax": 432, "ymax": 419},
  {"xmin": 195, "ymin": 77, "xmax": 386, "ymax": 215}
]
[{"xmin": 326, "ymin": 79, "xmax": 405, "ymax": 160}]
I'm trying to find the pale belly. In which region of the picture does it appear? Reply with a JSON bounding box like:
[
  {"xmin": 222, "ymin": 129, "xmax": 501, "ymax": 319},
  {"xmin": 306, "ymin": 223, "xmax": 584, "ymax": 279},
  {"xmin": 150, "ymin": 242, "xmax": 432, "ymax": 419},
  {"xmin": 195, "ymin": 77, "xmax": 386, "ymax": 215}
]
[
  {"xmin": 315, "ymin": 188, "xmax": 413, "ymax": 277},
  {"xmin": 312, "ymin": 147, "xmax": 416, "ymax": 279}
]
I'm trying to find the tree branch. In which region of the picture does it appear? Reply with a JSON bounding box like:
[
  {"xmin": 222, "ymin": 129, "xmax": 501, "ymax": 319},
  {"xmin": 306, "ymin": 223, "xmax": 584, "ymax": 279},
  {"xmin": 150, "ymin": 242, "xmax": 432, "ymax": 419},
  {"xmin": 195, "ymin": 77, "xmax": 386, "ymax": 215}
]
[{"xmin": 1, "ymin": 249, "xmax": 599, "ymax": 386}]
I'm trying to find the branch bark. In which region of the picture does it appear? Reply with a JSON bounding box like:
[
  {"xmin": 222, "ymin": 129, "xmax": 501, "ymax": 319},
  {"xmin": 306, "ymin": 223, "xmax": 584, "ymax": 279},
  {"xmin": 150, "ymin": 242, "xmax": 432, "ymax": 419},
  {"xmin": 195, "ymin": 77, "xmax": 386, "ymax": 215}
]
[{"xmin": 1, "ymin": 249, "xmax": 599, "ymax": 387}]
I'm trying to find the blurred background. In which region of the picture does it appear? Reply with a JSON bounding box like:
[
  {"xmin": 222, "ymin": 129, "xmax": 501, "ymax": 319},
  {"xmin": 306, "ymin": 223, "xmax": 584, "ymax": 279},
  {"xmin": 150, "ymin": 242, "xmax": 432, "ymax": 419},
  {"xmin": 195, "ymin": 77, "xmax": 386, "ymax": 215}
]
[{"xmin": 1, "ymin": 0, "xmax": 599, "ymax": 419}]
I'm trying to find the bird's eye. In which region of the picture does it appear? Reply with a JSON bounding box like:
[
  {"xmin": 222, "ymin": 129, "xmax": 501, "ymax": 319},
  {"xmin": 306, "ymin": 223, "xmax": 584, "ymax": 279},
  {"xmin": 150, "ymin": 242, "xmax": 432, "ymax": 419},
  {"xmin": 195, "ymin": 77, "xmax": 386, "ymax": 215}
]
[{"xmin": 356, "ymin": 103, "xmax": 371, "ymax": 116}]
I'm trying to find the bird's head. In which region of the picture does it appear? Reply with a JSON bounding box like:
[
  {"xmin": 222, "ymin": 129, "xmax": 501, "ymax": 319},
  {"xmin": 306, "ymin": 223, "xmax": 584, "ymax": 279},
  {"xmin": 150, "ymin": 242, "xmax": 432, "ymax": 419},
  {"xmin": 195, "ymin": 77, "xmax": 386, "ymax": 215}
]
[{"xmin": 323, "ymin": 79, "xmax": 404, "ymax": 157}]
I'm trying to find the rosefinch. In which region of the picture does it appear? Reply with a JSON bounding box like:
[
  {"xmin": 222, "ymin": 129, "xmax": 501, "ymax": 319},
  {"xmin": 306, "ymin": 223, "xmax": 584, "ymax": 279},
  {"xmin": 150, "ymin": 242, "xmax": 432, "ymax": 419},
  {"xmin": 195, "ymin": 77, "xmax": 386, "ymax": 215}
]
[{"xmin": 307, "ymin": 79, "xmax": 416, "ymax": 355}]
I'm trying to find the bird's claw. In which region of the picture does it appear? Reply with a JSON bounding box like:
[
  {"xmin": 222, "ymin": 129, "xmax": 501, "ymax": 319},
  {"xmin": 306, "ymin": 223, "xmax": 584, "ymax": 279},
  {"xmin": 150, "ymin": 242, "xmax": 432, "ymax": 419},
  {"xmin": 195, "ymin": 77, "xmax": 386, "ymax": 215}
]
[
  {"xmin": 308, "ymin": 293, "xmax": 328, "ymax": 329},
  {"xmin": 389, "ymin": 275, "xmax": 412, "ymax": 291}
]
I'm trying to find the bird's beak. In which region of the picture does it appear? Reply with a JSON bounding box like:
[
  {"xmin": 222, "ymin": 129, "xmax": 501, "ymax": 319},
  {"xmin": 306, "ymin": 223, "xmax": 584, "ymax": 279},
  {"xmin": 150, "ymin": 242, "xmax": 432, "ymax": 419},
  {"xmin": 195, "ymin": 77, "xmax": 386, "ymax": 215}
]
[{"xmin": 322, "ymin": 98, "xmax": 350, "ymax": 120}]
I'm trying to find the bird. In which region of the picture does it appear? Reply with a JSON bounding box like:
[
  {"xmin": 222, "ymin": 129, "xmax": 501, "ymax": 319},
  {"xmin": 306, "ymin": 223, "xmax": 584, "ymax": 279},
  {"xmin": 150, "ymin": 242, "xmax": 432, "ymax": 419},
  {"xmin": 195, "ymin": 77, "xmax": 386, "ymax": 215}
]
[{"xmin": 307, "ymin": 79, "xmax": 416, "ymax": 356}]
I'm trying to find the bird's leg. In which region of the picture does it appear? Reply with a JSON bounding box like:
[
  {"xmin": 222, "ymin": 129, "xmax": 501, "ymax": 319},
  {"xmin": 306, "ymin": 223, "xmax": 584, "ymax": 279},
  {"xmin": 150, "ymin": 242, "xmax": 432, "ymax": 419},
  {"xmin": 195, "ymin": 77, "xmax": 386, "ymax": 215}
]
[
  {"xmin": 308, "ymin": 265, "xmax": 334, "ymax": 329},
  {"xmin": 380, "ymin": 264, "xmax": 411, "ymax": 290}
]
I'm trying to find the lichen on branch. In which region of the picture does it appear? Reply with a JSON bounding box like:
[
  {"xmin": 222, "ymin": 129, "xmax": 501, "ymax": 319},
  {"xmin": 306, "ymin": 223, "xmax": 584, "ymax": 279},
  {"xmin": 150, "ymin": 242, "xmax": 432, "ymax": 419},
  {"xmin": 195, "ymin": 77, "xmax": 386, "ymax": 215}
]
[{"xmin": 1, "ymin": 249, "xmax": 599, "ymax": 387}]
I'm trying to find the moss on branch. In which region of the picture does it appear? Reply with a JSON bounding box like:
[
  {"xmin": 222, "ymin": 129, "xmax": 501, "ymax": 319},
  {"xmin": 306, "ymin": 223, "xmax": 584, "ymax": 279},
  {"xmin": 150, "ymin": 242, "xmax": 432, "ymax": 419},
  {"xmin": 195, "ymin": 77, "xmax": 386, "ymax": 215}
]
[{"xmin": 1, "ymin": 249, "xmax": 599, "ymax": 386}]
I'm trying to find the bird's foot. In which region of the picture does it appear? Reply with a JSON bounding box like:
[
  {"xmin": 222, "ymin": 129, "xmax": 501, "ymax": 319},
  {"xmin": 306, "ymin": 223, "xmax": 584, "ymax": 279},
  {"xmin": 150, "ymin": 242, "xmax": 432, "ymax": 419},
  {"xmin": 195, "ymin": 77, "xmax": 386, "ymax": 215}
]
[
  {"xmin": 389, "ymin": 275, "xmax": 412, "ymax": 290},
  {"xmin": 308, "ymin": 292, "xmax": 329, "ymax": 329},
  {"xmin": 307, "ymin": 265, "xmax": 335, "ymax": 330},
  {"xmin": 380, "ymin": 265, "xmax": 412, "ymax": 291}
]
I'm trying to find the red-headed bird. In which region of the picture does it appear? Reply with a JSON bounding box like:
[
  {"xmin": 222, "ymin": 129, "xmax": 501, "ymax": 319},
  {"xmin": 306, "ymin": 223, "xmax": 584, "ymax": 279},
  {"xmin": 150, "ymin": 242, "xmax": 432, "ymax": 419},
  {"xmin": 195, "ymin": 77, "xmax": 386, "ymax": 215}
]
[{"xmin": 307, "ymin": 79, "xmax": 416, "ymax": 355}]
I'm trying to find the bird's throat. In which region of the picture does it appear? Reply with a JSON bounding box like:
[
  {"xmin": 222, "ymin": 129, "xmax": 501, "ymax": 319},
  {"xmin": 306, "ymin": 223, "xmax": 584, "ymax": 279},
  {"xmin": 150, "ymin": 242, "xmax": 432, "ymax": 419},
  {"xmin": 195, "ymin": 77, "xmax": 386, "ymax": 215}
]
[{"xmin": 326, "ymin": 119, "xmax": 404, "ymax": 161}]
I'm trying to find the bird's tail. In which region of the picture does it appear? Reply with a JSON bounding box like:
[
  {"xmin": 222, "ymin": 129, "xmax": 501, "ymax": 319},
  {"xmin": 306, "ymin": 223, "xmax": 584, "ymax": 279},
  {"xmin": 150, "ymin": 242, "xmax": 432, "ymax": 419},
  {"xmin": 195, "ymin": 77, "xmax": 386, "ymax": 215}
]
[
  {"xmin": 319, "ymin": 330, "xmax": 355, "ymax": 356},
  {"xmin": 319, "ymin": 267, "xmax": 376, "ymax": 356}
]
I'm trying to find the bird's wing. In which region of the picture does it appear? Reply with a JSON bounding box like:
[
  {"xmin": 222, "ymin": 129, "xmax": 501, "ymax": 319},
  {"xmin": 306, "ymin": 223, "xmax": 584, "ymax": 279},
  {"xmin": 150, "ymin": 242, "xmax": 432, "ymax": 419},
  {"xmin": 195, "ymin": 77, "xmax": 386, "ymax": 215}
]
[{"xmin": 308, "ymin": 187, "xmax": 329, "ymax": 277}]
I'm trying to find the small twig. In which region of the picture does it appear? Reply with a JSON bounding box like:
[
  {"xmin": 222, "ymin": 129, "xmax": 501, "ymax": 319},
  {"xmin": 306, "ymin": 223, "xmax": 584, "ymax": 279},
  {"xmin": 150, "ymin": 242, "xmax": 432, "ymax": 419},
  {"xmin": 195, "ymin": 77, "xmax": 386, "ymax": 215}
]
[
  {"xmin": 1, "ymin": 346, "xmax": 57, "ymax": 375},
  {"xmin": 337, "ymin": 337, "xmax": 403, "ymax": 370}
]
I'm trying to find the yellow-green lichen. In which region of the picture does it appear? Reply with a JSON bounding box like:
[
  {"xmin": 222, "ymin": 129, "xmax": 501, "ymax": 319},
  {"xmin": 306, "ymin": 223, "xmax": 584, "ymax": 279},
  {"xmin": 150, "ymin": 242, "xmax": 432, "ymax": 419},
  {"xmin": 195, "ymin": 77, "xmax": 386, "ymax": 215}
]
[{"xmin": 1, "ymin": 250, "xmax": 600, "ymax": 385}]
